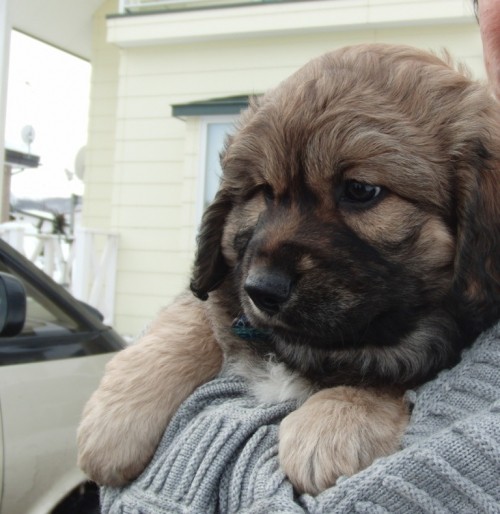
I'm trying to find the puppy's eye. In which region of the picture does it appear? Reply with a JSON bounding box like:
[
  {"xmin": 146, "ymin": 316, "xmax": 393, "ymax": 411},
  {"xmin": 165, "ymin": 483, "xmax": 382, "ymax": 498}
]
[
  {"xmin": 342, "ymin": 181, "xmax": 382, "ymax": 204},
  {"xmin": 262, "ymin": 185, "xmax": 274, "ymax": 202}
]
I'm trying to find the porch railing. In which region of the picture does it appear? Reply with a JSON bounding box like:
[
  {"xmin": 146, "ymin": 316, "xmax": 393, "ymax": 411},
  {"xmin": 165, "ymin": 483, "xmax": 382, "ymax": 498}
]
[
  {"xmin": 0, "ymin": 223, "xmax": 119, "ymax": 325},
  {"xmin": 71, "ymin": 228, "xmax": 119, "ymax": 326}
]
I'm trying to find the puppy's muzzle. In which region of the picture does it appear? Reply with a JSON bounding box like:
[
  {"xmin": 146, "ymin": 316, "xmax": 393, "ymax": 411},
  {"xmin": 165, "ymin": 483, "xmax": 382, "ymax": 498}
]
[{"xmin": 244, "ymin": 269, "xmax": 292, "ymax": 315}]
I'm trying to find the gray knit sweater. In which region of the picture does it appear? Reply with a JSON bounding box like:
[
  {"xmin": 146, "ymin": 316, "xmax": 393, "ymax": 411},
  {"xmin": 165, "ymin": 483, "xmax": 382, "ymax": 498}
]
[{"xmin": 101, "ymin": 322, "xmax": 500, "ymax": 513}]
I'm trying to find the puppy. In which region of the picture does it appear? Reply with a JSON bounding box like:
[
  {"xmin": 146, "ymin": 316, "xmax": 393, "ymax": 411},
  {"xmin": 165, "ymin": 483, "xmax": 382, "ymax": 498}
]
[{"xmin": 78, "ymin": 44, "xmax": 500, "ymax": 495}]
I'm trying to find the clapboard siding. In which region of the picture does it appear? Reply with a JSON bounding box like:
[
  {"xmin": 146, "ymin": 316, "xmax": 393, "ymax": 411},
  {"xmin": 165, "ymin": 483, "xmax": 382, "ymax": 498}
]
[{"xmin": 83, "ymin": 0, "xmax": 120, "ymax": 231}]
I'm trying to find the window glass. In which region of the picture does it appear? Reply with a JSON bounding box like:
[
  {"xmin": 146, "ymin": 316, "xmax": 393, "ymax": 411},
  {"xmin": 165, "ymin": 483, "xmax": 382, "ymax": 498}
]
[
  {"xmin": 0, "ymin": 260, "xmax": 84, "ymax": 336},
  {"xmin": 202, "ymin": 119, "xmax": 236, "ymax": 209}
]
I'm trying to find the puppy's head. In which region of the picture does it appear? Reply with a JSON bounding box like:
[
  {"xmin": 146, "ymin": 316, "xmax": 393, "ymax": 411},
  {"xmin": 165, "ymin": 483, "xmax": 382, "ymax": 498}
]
[{"xmin": 191, "ymin": 44, "xmax": 500, "ymax": 387}]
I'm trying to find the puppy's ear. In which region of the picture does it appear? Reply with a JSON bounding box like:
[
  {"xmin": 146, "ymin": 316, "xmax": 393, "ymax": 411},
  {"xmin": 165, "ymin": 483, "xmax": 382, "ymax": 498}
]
[
  {"xmin": 190, "ymin": 190, "xmax": 232, "ymax": 300},
  {"xmin": 453, "ymin": 136, "xmax": 500, "ymax": 335}
]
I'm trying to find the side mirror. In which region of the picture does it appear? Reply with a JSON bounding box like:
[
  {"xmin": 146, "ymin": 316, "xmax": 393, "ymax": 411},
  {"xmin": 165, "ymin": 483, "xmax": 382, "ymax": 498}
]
[{"xmin": 0, "ymin": 272, "xmax": 26, "ymax": 336}]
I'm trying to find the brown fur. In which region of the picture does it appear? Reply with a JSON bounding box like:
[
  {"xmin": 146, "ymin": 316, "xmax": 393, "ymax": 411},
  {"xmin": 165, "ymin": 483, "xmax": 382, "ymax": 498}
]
[
  {"xmin": 78, "ymin": 44, "xmax": 500, "ymax": 494},
  {"xmin": 279, "ymin": 387, "xmax": 408, "ymax": 495},
  {"xmin": 77, "ymin": 293, "xmax": 223, "ymax": 486}
]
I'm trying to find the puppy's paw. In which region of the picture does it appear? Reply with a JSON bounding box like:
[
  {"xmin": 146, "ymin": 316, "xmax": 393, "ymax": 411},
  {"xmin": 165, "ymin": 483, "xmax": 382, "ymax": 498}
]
[
  {"xmin": 77, "ymin": 345, "xmax": 181, "ymax": 487},
  {"xmin": 77, "ymin": 395, "xmax": 163, "ymax": 487},
  {"xmin": 278, "ymin": 386, "xmax": 409, "ymax": 495},
  {"xmin": 78, "ymin": 333, "xmax": 223, "ymax": 485}
]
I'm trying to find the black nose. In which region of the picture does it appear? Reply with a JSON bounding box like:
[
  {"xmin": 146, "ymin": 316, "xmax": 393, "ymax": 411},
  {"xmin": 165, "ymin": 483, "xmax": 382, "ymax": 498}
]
[{"xmin": 244, "ymin": 269, "xmax": 292, "ymax": 315}]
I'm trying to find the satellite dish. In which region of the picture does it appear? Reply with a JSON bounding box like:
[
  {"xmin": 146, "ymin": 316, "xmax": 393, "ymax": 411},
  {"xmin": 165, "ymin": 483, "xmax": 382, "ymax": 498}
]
[
  {"xmin": 21, "ymin": 125, "xmax": 35, "ymax": 153},
  {"xmin": 74, "ymin": 146, "xmax": 86, "ymax": 180}
]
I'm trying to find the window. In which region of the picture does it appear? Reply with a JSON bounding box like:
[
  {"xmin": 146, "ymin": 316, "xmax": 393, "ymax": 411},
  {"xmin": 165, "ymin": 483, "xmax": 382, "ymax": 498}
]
[
  {"xmin": 199, "ymin": 116, "xmax": 236, "ymax": 213},
  {"xmin": 0, "ymin": 241, "xmax": 122, "ymax": 365},
  {"xmin": 0, "ymin": 260, "xmax": 83, "ymax": 336},
  {"xmin": 171, "ymin": 95, "xmax": 250, "ymax": 225}
]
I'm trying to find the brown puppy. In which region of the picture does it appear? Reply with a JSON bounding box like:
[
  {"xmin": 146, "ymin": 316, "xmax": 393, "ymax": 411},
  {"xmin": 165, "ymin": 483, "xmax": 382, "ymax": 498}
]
[{"xmin": 77, "ymin": 44, "xmax": 500, "ymax": 495}]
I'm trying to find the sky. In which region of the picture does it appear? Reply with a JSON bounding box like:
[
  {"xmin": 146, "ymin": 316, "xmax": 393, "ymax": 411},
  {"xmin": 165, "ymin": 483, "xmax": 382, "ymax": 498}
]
[{"xmin": 5, "ymin": 30, "xmax": 90, "ymax": 199}]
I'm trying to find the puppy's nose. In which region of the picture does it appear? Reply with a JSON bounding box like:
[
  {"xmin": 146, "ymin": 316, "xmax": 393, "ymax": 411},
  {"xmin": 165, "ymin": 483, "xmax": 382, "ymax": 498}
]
[{"xmin": 244, "ymin": 270, "xmax": 292, "ymax": 315}]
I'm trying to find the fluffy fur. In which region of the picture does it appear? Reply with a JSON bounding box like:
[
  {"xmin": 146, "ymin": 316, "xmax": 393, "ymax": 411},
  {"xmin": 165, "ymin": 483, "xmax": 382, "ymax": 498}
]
[{"xmin": 78, "ymin": 44, "xmax": 500, "ymax": 495}]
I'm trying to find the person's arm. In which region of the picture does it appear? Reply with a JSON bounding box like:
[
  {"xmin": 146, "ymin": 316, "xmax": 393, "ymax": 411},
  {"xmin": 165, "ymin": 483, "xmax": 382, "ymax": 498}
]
[
  {"xmin": 302, "ymin": 322, "xmax": 500, "ymax": 513},
  {"xmin": 477, "ymin": 0, "xmax": 500, "ymax": 99},
  {"xmin": 99, "ymin": 322, "xmax": 500, "ymax": 514}
]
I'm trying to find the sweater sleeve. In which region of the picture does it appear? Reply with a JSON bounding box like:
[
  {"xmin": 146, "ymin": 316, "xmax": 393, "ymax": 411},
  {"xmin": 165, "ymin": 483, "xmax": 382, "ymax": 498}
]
[
  {"xmin": 100, "ymin": 322, "xmax": 500, "ymax": 514},
  {"xmin": 402, "ymin": 321, "xmax": 500, "ymax": 447}
]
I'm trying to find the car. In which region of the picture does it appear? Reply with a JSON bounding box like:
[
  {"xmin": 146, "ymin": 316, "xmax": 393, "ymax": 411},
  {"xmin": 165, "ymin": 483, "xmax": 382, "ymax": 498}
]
[{"xmin": 0, "ymin": 238, "xmax": 125, "ymax": 514}]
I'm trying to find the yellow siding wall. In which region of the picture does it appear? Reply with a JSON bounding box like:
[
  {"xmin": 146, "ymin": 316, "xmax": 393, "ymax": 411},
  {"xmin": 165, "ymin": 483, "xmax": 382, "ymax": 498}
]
[
  {"xmin": 86, "ymin": 3, "xmax": 484, "ymax": 337},
  {"xmin": 84, "ymin": 0, "xmax": 120, "ymax": 230}
]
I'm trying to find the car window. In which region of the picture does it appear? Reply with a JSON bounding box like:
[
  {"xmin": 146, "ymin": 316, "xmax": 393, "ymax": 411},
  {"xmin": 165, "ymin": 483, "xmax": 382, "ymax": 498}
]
[{"xmin": 0, "ymin": 260, "xmax": 85, "ymax": 336}]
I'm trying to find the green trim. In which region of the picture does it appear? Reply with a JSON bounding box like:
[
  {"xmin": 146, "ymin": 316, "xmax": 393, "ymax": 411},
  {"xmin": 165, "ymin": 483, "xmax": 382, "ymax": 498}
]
[{"xmin": 172, "ymin": 95, "xmax": 252, "ymax": 117}]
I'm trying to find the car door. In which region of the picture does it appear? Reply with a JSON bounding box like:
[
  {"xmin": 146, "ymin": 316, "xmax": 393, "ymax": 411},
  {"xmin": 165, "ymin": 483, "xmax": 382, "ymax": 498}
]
[
  {"xmin": 0, "ymin": 242, "xmax": 123, "ymax": 514},
  {"xmin": 0, "ymin": 351, "xmax": 113, "ymax": 514}
]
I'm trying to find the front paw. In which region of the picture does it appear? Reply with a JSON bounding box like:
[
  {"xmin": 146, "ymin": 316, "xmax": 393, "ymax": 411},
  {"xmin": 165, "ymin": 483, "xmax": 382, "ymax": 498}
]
[
  {"xmin": 278, "ymin": 386, "xmax": 409, "ymax": 495},
  {"xmin": 77, "ymin": 357, "xmax": 174, "ymax": 487},
  {"xmin": 76, "ymin": 342, "xmax": 185, "ymax": 487},
  {"xmin": 77, "ymin": 400, "xmax": 165, "ymax": 487},
  {"xmin": 77, "ymin": 294, "xmax": 224, "ymax": 486}
]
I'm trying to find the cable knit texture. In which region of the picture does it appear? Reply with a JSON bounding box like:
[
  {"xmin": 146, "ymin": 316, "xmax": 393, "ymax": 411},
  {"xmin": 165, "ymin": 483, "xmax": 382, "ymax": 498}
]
[{"xmin": 101, "ymin": 322, "xmax": 500, "ymax": 513}]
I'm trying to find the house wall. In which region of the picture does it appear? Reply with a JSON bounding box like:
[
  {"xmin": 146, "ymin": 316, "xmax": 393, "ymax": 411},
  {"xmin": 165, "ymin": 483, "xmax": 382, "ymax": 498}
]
[
  {"xmin": 85, "ymin": 1, "xmax": 484, "ymax": 337},
  {"xmin": 84, "ymin": 0, "xmax": 120, "ymax": 231}
]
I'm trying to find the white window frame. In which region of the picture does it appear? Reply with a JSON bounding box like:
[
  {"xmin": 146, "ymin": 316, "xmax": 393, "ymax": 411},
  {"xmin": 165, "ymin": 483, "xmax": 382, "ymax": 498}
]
[{"xmin": 196, "ymin": 114, "xmax": 237, "ymax": 226}]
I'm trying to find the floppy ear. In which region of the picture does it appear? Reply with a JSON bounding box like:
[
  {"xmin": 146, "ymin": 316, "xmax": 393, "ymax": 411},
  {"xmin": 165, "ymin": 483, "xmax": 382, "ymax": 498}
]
[
  {"xmin": 190, "ymin": 190, "xmax": 232, "ymax": 300},
  {"xmin": 452, "ymin": 136, "xmax": 500, "ymax": 337}
]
